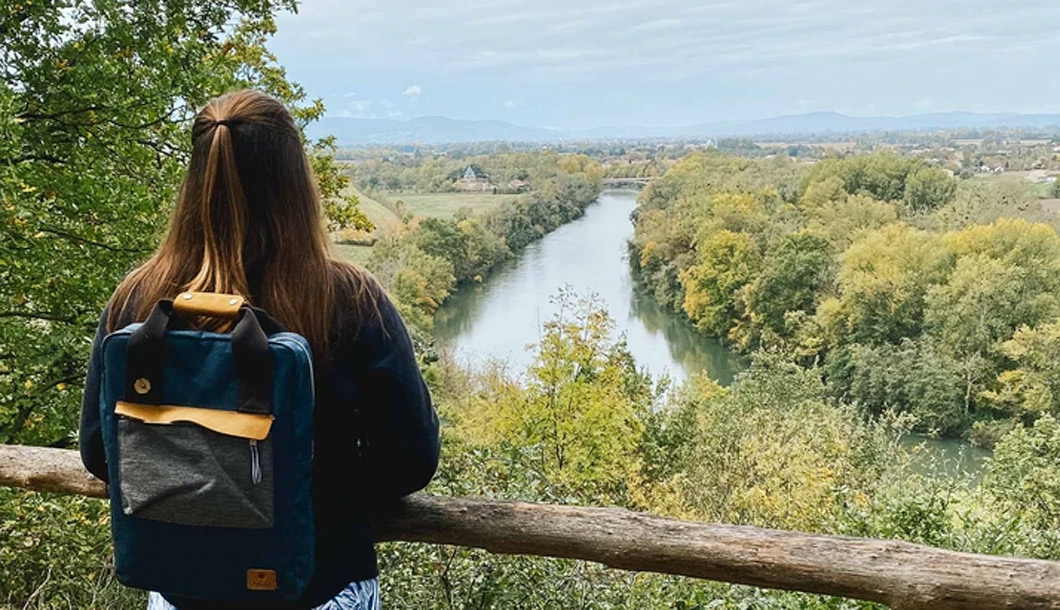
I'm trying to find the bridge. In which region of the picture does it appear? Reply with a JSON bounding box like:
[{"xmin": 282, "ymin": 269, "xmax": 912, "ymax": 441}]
[
  {"xmin": 3, "ymin": 443, "xmax": 1060, "ymax": 609},
  {"xmin": 603, "ymin": 177, "xmax": 652, "ymax": 187}
]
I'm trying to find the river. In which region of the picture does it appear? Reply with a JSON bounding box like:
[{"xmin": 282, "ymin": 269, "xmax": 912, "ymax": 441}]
[
  {"xmin": 434, "ymin": 190, "xmax": 745, "ymax": 385},
  {"xmin": 433, "ymin": 189, "xmax": 990, "ymax": 477}
]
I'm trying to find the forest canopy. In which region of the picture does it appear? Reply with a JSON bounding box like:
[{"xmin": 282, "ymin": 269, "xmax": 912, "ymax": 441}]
[{"xmin": 631, "ymin": 149, "xmax": 1060, "ymax": 440}]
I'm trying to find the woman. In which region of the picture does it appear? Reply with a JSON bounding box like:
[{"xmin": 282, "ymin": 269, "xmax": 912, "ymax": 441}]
[{"xmin": 79, "ymin": 90, "xmax": 440, "ymax": 610}]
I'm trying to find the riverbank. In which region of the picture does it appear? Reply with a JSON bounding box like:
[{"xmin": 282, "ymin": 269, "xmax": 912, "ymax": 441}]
[
  {"xmin": 435, "ymin": 190, "xmax": 745, "ymax": 385},
  {"xmin": 338, "ymin": 159, "xmax": 605, "ymax": 333}
]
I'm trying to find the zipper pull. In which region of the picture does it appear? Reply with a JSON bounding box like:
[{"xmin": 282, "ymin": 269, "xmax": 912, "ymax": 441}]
[{"xmin": 250, "ymin": 440, "xmax": 262, "ymax": 484}]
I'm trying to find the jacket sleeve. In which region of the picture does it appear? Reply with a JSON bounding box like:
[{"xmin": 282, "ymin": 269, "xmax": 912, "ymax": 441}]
[
  {"xmin": 356, "ymin": 294, "xmax": 440, "ymax": 499},
  {"xmin": 79, "ymin": 309, "xmax": 109, "ymax": 483}
]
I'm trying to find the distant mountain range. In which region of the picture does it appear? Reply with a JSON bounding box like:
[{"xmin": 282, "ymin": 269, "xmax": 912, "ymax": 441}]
[{"xmin": 308, "ymin": 111, "xmax": 1060, "ymax": 146}]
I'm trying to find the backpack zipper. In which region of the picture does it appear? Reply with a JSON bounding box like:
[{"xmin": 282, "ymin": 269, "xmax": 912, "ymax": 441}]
[{"xmin": 250, "ymin": 440, "xmax": 262, "ymax": 484}]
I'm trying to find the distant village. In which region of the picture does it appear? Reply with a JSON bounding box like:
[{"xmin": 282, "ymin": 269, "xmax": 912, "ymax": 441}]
[{"xmin": 341, "ymin": 129, "xmax": 1060, "ymax": 199}]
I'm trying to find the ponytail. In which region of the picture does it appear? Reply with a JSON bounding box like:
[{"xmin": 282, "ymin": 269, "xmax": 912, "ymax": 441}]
[{"xmin": 186, "ymin": 121, "xmax": 250, "ymax": 297}]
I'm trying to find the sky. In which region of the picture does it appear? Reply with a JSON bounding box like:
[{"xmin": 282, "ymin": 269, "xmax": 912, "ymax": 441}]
[{"xmin": 270, "ymin": 0, "xmax": 1060, "ymax": 130}]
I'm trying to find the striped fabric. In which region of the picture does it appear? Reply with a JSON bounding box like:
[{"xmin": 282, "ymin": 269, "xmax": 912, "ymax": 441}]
[{"xmin": 146, "ymin": 579, "xmax": 381, "ymax": 610}]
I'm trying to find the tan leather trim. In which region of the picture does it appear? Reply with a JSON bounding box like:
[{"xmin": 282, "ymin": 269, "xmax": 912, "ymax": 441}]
[
  {"xmin": 246, "ymin": 569, "xmax": 278, "ymax": 591},
  {"xmin": 172, "ymin": 291, "xmax": 245, "ymax": 319},
  {"xmin": 115, "ymin": 401, "xmax": 273, "ymax": 440}
]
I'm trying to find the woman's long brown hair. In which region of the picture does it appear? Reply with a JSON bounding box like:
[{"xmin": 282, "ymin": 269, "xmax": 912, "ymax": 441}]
[{"xmin": 108, "ymin": 90, "xmax": 378, "ymax": 359}]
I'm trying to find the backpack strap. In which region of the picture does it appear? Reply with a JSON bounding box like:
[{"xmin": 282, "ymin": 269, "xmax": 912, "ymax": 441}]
[{"xmin": 123, "ymin": 300, "xmax": 274, "ymax": 414}]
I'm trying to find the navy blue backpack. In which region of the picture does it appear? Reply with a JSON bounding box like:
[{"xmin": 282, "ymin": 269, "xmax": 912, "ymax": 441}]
[{"xmin": 98, "ymin": 291, "xmax": 315, "ymax": 601}]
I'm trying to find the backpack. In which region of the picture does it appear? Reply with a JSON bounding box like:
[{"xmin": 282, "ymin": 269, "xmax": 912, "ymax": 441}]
[{"xmin": 98, "ymin": 292, "xmax": 316, "ymax": 601}]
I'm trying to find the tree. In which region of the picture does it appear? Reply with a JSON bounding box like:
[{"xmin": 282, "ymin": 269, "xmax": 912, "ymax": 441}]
[
  {"xmin": 825, "ymin": 339, "xmax": 970, "ymax": 434},
  {"xmin": 0, "ymin": 0, "xmax": 365, "ymax": 445},
  {"xmin": 816, "ymin": 224, "xmax": 950, "ymax": 346},
  {"xmin": 903, "ymin": 166, "xmax": 957, "ymax": 212},
  {"xmin": 984, "ymin": 414, "xmax": 1060, "ymax": 530},
  {"xmin": 927, "ymin": 218, "xmax": 1060, "ymax": 359},
  {"xmin": 805, "ymin": 193, "xmax": 898, "ymax": 249},
  {"xmin": 703, "ymin": 192, "xmax": 769, "ymax": 234},
  {"xmin": 982, "ymin": 322, "xmax": 1060, "ymax": 420},
  {"xmin": 801, "ymin": 151, "xmax": 917, "ymax": 202},
  {"xmin": 368, "ymin": 238, "xmax": 455, "ymax": 334},
  {"xmin": 746, "ymin": 232, "xmax": 833, "ymax": 338},
  {"xmin": 450, "ymin": 290, "xmax": 650, "ymax": 499},
  {"xmin": 799, "ymin": 175, "xmax": 847, "ymax": 211},
  {"xmin": 935, "ymin": 178, "xmax": 1044, "ymax": 230},
  {"xmin": 679, "ymin": 230, "xmax": 760, "ymax": 338},
  {"xmin": 679, "ymin": 353, "xmax": 884, "ymax": 531}
]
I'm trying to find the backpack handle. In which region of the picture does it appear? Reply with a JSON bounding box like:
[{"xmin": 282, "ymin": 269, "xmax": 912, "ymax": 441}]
[
  {"xmin": 172, "ymin": 291, "xmax": 245, "ymax": 319},
  {"xmin": 123, "ymin": 299, "xmax": 273, "ymax": 415}
]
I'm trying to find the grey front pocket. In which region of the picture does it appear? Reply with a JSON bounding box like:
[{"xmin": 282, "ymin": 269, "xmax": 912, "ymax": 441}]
[{"xmin": 117, "ymin": 417, "xmax": 274, "ymax": 528}]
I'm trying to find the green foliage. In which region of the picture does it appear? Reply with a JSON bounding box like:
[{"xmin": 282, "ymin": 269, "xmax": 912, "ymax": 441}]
[
  {"xmin": 800, "ymin": 151, "xmax": 920, "ymax": 202},
  {"xmin": 825, "ymin": 339, "xmax": 970, "ymax": 434},
  {"xmin": 903, "ymin": 166, "xmax": 958, "ymax": 211},
  {"xmin": 677, "ymin": 354, "xmax": 888, "ymax": 531},
  {"xmin": 679, "ymin": 230, "xmax": 760, "ymax": 338},
  {"xmin": 746, "ymin": 232, "xmax": 833, "ymax": 338},
  {"xmin": 310, "ymin": 136, "xmax": 372, "ymax": 232},
  {"xmin": 0, "ymin": 490, "xmax": 142, "ymax": 608},
  {"xmin": 818, "ymin": 224, "xmax": 951, "ymax": 346},
  {"xmin": 414, "ymin": 217, "xmax": 508, "ymax": 283},
  {"xmin": 984, "ymin": 321, "xmax": 1060, "ymax": 418},
  {"xmin": 366, "ymin": 153, "xmax": 604, "ymax": 336},
  {"xmin": 984, "ymin": 414, "xmax": 1060, "ymax": 531},
  {"xmin": 489, "ymin": 171, "xmax": 602, "ymax": 252},
  {"xmin": 804, "ymin": 192, "xmax": 898, "ymax": 250},
  {"xmin": 449, "ymin": 290, "xmax": 652, "ymax": 499},
  {"xmin": 929, "ymin": 219, "xmax": 1060, "ymax": 358},
  {"xmin": 368, "ymin": 238, "xmax": 455, "ymax": 333},
  {"xmin": 933, "ymin": 177, "xmax": 1047, "ymax": 230}
]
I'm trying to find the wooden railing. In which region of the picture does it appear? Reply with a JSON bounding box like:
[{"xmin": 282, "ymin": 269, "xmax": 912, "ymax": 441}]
[{"xmin": 3, "ymin": 443, "xmax": 1060, "ymax": 609}]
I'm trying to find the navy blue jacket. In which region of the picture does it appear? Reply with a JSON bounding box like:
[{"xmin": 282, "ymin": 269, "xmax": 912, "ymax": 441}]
[{"xmin": 80, "ymin": 288, "xmax": 440, "ymax": 609}]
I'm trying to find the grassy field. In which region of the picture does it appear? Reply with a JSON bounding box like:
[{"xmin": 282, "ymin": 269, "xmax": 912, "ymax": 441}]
[
  {"xmin": 969, "ymin": 172, "xmax": 1057, "ymax": 198},
  {"xmin": 333, "ymin": 243, "xmax": 374, "ymax": 266},
  {"xmin": 352, "ymin": 189, "xmax": 403, "ymax": 233},
  {"xmin": 394, "ymin": 192, "xmax": 514, "ymax": 218},
  {"xmin": 333, "ymin": 191, "xmax": 517, "ymax": 267},
  {"xmin": 1032, "ymin": 181, "xmax": 1057, "ymax": 197}
]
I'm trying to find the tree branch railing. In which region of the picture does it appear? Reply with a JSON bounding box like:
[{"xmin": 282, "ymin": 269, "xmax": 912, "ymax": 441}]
[{"xmin": 2, "ymin": 443, "xmax": 1059, "ymax": 610}]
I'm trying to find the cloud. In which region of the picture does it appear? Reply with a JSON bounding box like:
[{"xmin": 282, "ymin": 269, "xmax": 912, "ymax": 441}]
[
  {"xmin": 402, "ymin": 84, "xmax": 422, "ymax": 97},
  {"xmin": 503, "ymin": 99, "xmax": 517, "ymax": 108},
  {"xmin": 338, "ymin": 94, "xmax": 403, "ymax": 119},
  {"xmin": 628, "ymin": 18, "xmax": 683, "ymax": 33}
]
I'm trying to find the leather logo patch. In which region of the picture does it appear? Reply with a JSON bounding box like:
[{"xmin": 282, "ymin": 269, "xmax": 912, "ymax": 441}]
[{"xmin": 247, "ymin": 568, "xmax": 277, "ymax": 591}]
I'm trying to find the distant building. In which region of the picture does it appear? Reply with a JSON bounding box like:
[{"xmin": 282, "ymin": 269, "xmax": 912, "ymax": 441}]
[
  {"xmin": 507, "ymin": 178, "xmax": 531, "ymax": 193},
  {"xmin": 449, "ymin": 165, "xmax": 494, "ymax": 192}
]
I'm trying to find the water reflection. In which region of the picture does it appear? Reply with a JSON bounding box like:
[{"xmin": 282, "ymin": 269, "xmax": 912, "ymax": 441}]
[
  {"xmin": 899, "ymin": 434, "xmax": 992, "ymax": 481},
  {"xmin": 628, "ymin": 289, "xmax": 745, "ymax": 386},
  {"xmin": 434, "ymin": 190, "xmax": 746, "ymax": 385}
]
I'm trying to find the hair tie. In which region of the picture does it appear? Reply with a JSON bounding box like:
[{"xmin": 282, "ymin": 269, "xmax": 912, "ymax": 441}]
[{"xmin": 214, "ymin": 119, "xmax": 234, "ymax": 128}]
